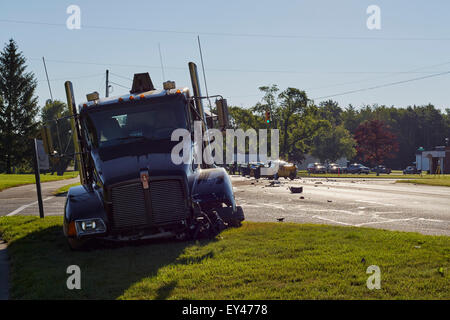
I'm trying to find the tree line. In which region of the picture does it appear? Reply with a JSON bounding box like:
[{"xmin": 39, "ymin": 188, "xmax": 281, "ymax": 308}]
[
  {"xmin": 229, "ymin": 85, "xmax": 450, "ymax": 169},
  {"xmin": 1, "ymin": 39, "xmax": 449, "ymax": 173}
]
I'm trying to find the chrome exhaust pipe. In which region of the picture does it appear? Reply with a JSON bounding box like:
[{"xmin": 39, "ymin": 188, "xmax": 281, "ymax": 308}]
[
  {"xmin": 65, "ymin": 81, "xmax": 88, "ymax": 186},
  {"xmin": 188, "ymin": 62, "xmax": 207, "ymax": 127}
]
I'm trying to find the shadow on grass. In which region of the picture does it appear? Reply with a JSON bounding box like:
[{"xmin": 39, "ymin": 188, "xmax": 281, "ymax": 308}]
[
  {"xmin": 54, "ymin": 192, "xmax": 67, "ymax": 197},
  {"xmin": 7, "ymin": 224, "xmax": 216, "ymax": 300}
]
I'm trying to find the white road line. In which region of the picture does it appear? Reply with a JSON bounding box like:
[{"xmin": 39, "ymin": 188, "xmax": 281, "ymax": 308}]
[
  {"xmin": 354, "ymin": 200, "xmax": 394, "ymax": 206},
  {"xmin": 263, "ymin": 203, "xmax": 286, "ymax": 211},
  {"xmin": 314, "ymin": 209, "xmax": 363, "ymax": 216},
  {"xmin": 355, "ymin": 218, "xmax": 416, "ymax": 226},
  {"xmin": 312, "ymin": 215, "xmax": 354, "ymax": 226},
  {"xmin": 6, "ymin": 197, "xmax": 54, "ymax": 216},
  {"xmin": 417, "ymin": 217, "xmax": 446, "ymax": 223}
]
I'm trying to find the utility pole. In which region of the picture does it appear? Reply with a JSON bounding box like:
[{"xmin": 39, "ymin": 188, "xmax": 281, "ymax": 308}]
[
  {"xmin": 42, "ymin": 57, "xmax": 53, "ymax": 101},
  {"xmin": 158, "ymin": 43, "xmax": 166, "ymax": 82},
  {"xmin": 106, "ymin": 69, "xmax": 109, "ymax": 97},
  {"xmin": 197, "ymin": 36, "xmax": 211, "ymax": 111}
]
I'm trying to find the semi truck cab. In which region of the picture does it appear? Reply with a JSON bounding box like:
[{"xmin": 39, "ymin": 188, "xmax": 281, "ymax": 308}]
[{"xmin": 63, "ymin": 63, "xmax": 244, "ymax": 249}]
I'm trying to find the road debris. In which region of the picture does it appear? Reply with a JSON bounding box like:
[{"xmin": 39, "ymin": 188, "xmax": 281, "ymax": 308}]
[
  {"xmin": 277, "ymin": 218, "xmax": 285, "ymax": 222},
  {"xmin": 266, "ymin": 181, "xmax": 281, "ymax": 187},
  {"xmin": 289, "ymin": 186, "xmax": 303, "ymax": 194}
]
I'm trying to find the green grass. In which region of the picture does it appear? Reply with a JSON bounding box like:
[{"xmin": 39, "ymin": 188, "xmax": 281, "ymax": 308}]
[
  {"xmin": 53, "ymin": 183, "xmax": 81, "ymax": 195},
  {"xmin": 297, "ymin": 170, "xmax": 438, "ymax": 179},
  {"xmin": 0, "ymin": 172, "xmax": 79, "ymax": 191},
  {"xmin": 0, "ymin": 216, "xmax": 448, "ymax": 300},
  {"xmin": 298, "ymin": 170, "xmax": 450, "ymax": 182},
  {"xmin": 396, "ymin": 176, "xmax": 450, "ymax": 187}
]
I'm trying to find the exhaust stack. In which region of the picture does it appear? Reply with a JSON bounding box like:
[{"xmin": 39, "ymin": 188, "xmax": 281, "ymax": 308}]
[
  {"xmin": 188, "ymin": 62, "xmax": 207, "ymax": 127},
  {"xmin": 65, "ymin": 81, "xmax": 88, "ymax": 186}
]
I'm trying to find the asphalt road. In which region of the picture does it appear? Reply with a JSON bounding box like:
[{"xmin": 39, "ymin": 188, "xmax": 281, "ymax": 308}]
[
  {"xmin": 0, "ymin": 177, "xmax": 79, "ymax": 217},
  {"xmin": 233, "ymin": 176, "xmax": 450, "ymax": 236},
  {"xmin": 0, "ymin": 176, "xmax": 449, "ymax": 236}
]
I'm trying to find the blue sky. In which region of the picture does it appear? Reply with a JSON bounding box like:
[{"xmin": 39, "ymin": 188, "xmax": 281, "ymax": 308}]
[{"xmin": 1, "ymin": 0, "xmax": 450, "ymax": 111}]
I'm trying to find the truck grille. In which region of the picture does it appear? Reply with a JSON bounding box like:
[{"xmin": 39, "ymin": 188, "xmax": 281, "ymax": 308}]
[
  {"xmin": 111, "ymin": 183, "xmax": 148, "ymax": 229},
  {"xmin": 111, "ymin": 179, "xmax": 187, "ymax": 230},
  {"xmin": 150, "ymin": 180, "xmax": 187, "ymax": 224}
]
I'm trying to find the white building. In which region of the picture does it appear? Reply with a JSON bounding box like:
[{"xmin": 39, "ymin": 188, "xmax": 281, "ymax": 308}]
[{"xmin": 415, "ymin": 146, "xmax": 450, "ymax": 174}]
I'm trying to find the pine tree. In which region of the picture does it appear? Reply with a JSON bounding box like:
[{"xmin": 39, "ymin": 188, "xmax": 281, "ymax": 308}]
[{"xmin": 0, "ymin": 39, "xmax": 39, "ymax": 173}]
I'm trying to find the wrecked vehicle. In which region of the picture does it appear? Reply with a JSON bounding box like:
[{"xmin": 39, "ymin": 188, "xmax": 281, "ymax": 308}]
[
  {"xmin": 249, "ymin": 160, "xmax": 297, "ymax": 180},
  {"xmin": 62, "ymin": 62, "xmax": 244, "ymax": 249}
]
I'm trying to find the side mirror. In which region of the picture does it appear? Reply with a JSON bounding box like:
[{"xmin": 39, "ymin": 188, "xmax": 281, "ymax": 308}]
[
  {"xmin": 216, "ymin": 98, "xmax": 229, "ymax": 130},
  {"xmin": 40, "ymin": 126, "xmax": 54, "ymax": 155}
]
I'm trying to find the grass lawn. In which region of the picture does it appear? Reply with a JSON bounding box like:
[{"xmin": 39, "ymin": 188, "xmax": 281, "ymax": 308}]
[
  {"xmin": 297, "ymin": 170, "xmax": 437, "ymax": 179},
  {"xmin": 0, "ymin": 216, "xmax": 448, "ymax": 300},
  {"xmin": 0, "ymin": 172, "xmax": 79, "ymax": 191},
  {"xmin": 53, "ymin": 183, "xmax": 81, "ymax": 195},
  {"xmin": 396, "ymin": 176, "xmax": 450, "ymax": 187}
]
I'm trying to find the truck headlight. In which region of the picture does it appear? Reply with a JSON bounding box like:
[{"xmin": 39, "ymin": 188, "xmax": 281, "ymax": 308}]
[{"xmin": 75, "ymin": 219, "xmax": 106, "ymax": 236}]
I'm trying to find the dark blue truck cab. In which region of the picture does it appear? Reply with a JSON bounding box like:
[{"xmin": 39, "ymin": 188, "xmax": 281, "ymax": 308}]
[{"xmin": 62, "ymin": 63, "xmax": 244, "ymax": 249}]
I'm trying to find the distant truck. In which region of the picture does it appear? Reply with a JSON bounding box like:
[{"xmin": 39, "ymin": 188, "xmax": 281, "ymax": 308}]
[{"xmin": 62, "ymin": 62, "xmax": 244, "ymax": 249}]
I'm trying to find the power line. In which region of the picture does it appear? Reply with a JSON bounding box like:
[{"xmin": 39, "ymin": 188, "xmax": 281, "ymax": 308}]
[
  {"xmin": 36, "ymin": 73, "xmax": 103, "ymax": 83},
  {"xmin": 109, "ymin": 72, "xmax": 133, "ymax": 81},
  {"xmin": 3, "ymin": 18, "xmax": 450, "ymax": 41},
  {"xmin": 30, "ymin": 58, "xmax": 449, "ymax": 75},
  {"xmin": 313, "ymin": 70, "xmax": 450, "ymax": 100},
  {"xmin": 109, "ymin": 80, "xmax": 130, "ymax": 90},
  {"xmin": 307, "ymin": 60, "xmax": 450, "ymax": 91}
]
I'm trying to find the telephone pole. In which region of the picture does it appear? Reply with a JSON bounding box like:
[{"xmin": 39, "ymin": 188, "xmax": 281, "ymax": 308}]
[
  {"xmin": 158, "ymin": 43, "xmax": 166, "ymax": 82},
  {"xmin": 106, "ymin": 69, "xmax": 109, "ymax": 97}
]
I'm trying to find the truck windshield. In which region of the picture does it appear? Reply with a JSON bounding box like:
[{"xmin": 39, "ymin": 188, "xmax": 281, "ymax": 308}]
[{"xmin": 84, "ymin": 98, "xmax": 188, "ymax": 149}]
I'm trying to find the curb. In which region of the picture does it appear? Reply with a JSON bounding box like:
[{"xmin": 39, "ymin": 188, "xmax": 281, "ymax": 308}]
[{"xmin": 0, "ymin": 239, "xmax": 9, "ymax": 300}]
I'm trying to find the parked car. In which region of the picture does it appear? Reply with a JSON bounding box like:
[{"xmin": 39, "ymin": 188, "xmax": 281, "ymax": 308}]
[
  {"xmin": 307, "ymin": 163, "xmax": 327, "ymax": 174},
  {"xmin": 403, "ymin": 166, "xmax": 421, "ymax": 174},
  {"xmin": 371, "ymin": 165, "xmax": 391, "ymax": 174},
  {"xmin": 327, "ymin": 163, "xmax": 344, "ymax": 174},
  {"xmin": 347, "ymin": 163, "xmax": 370, "ymax": 174}
]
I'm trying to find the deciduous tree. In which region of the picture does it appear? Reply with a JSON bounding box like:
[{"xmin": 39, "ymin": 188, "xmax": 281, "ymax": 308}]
[{"xmin": 354, "ymin": 120, "xmax": 399, "ymax": 172}]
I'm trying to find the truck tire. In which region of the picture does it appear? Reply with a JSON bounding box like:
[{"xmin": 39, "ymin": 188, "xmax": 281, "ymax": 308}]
[
  {"xmin": 289, "ymin": 172, "xmax": 296, "ymax": 180},
  {"xmin": 215, "ymin": 206, "xmax": 244, "ymax": 228}
]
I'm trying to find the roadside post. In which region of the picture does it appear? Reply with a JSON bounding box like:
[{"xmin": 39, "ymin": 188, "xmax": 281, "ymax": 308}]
[{"xmin": 33, "ymin": 138, "xmax": 47, "ymax": 218}]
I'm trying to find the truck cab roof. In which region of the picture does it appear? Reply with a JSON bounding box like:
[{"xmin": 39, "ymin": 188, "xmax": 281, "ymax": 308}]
[{"xmin": 78, "ymin": 87, "xmax": 189, "ymax": 111}]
